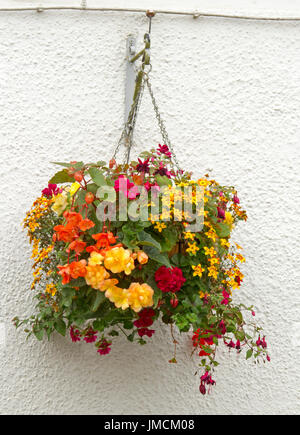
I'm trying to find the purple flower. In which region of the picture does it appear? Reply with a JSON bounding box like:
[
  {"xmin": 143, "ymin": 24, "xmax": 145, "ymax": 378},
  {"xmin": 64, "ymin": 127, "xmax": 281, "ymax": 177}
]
[{"xmin": 136, "ymin": 158, "xmax": 150, "ymax": 173}]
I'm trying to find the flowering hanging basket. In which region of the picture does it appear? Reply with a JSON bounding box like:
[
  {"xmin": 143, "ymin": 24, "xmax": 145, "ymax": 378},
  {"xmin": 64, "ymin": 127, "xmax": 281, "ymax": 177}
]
[{"xmin": 14, "ymin": 35, "xmax": 269, "ymax": 395}]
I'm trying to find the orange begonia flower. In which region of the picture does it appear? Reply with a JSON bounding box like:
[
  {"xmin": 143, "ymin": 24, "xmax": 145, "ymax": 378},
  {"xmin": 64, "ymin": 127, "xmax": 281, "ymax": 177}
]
[
  {"xmin": 79, "ymin": 219, "xmax": 95, "ymax": 231},
  {"xmin": 57, "ymin": 264, "xmax": 71, "ymax": 285},
  {"xmin": 69, "ymin": 260, "xmax": 87, "ymax": 279},
  {"xmin": 53, "ymin": 224, "xmax": 78, "ymax": 243},
  {"xmin": 63, "ymin": 211, "xmax": 83, "ymax": 228},
  {"xmin": 67, "ymin": 239, "xmax": 87, "ymax": 255},
  {"xmin": 92, "ymin": 232, "xmax": 117, "ymax": 249}
]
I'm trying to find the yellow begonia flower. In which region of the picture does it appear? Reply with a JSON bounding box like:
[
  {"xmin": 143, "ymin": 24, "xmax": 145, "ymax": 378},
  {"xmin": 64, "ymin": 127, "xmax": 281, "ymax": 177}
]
[
  {"xmin": 104, "ymin": 247, "xmax": 135, "ymax": 275},
  {"xmin": 51, "ymin": 193, "xmax": 68, "ymax": 216},
  {"xmin": 127, "ymin": 283, "xmax": 154, "ymax": 312},
  {"xmin": 85, "ymin": 264, "xmax": 110, "ymax": 290},
  {"xmin": 69, "ymin": 182, "xmax": 81, "ymax": 196},
  {"xmin": 224, "ymin": 212, "xmax": 234, "ymax": 230},
  {"xmin": 105, "ymin": 286, "xmax": 130, "ymax": 310},
  {"xmin": 88, "ymin": 251, "xmax": 104, "ymax": 266}
]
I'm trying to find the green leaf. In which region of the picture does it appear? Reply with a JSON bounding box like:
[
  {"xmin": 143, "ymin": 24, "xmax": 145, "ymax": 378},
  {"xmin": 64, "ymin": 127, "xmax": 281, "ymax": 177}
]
[
  {"xmin": 155, "ymin": 175, "xmax": 172, "ymax": 186},
  {"xmin": 93, "ymin": 320, "xmax": 105, "ymax": 332},
  {"xmin": 137, "ymin": 230, "xmax": 161, "ymax": 250},
  {"xmin": 216, "ymin": 223, "xmax": 231, "ymax": 238},
  {"xmin": 143, "ymin": 246, "xmax": 171, "ymax": 267},
  {"xmin": 33, "ymin": 329, "xmax": 44, "ymax": 341},
  {"xmin": 49, "ymin": 169, "xmax": 72, "ymax": 184},
  {"xmin": 51, "ymin": 162, "xmax": 72, "ymax": 168},
  {"xmin": 54, "ymin": 319, "xmax": 66, "ymax": 336},
  {"xmin": 91, "ymin": 291, "xmax": 105, "ymax": 312},
  {"xmin": 246, "ymin": 349, "xmax": 253, "ymax": 360},
  {"xmin": 88, "ymin": 168, "xmax": 107, "ymax": 186}
]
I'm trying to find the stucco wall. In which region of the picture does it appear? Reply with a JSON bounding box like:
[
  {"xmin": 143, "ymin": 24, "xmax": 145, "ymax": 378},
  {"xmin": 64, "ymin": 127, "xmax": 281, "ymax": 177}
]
[{"xmin": 0, "ymin": 0, "xmax": 299, "ymax": 415}]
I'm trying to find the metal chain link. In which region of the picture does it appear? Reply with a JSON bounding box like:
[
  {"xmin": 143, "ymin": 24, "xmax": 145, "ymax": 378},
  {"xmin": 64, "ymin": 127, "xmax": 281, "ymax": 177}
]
[
  {"xmin": 144, "ymin": 73, "xmax": 182, "ymax": 173},
  {"xmin": 112, "ymin": 75, "xmax": 145, "ymax": 164}
]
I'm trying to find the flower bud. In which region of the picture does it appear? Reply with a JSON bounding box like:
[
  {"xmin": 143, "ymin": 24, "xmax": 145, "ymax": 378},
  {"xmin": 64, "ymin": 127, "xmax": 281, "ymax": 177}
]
[{"xmin": 137, "ymin": 251, "xmax": 148, "ymax": 265}]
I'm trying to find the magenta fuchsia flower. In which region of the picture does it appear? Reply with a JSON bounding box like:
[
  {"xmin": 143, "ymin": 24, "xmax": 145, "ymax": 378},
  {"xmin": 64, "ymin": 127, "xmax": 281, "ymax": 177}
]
[
  {"xmin": 96, "ymin": 338, "xmax": 111, "ymax": 355},
  {"xmin": 233, "ymin": 194, "xmax": 240, "ymax": 204},
  {"xmin": 256, "ymin": 336, "xmax": 267, "ymax": 349},
  {"xmin": 219, "ymin": 320, "xmax": 227, "ymax": 335},
  {"xmin": 157, "ymin": 144, "xmax": 172, "ymax": 158},
  {"xmin": 70, "ymin": 326, "xmax": 81, "ymax": 343},
  {"xmin": 83, "ymin": 328, "xmax": 97, "ymax": 343},
  {"xmin": 114, "ymin": 175, "xmax": 140, "ymax": 199},
  {"xmin": 199, "ymin": 371, "xmax": 216, "ymax": 395},
  {"xmin": 217, "ymin": 207, "xmax": 226, "ymax": 220},
  {"xmin": 42, "ymin": 183, "xmax": 61, "ymax": 198}
]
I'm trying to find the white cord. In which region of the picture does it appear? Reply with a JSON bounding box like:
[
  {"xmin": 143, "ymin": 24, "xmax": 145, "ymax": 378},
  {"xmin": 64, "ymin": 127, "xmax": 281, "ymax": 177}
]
[{"xmin": 0, "ymin": 6, "xmax": 299, "ymax": 21}]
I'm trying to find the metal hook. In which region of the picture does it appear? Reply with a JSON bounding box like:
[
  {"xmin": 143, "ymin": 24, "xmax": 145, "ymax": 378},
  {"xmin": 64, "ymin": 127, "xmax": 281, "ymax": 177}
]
[{"xmin": 146, "ymin": 10, "xmax": 156, "ymax": 34}]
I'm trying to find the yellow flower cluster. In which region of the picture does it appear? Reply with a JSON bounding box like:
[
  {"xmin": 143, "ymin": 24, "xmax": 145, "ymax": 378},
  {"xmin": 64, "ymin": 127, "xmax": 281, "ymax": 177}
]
[
  {"xmin": 105, "ymin": 282, "xmax": 154, "ymax": 312},
  {"xmin": 84, "ymin": 249, "xmax": 152, "ymax": 312},
  {"xmin": 104, "ymin": 247, "xmax": 135, "ymax": 275},
  {"xmin": 23, "ymin": 196, "xmax": 54, "ymax": 237},
  {"xmin": 45, "ymin": 283, "xmax": 57, "ymax": 297}
]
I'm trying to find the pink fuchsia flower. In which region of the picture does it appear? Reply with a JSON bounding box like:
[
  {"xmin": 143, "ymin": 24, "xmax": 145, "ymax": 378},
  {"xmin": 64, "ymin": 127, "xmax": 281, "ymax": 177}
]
[
  {"xmin": 83, "ymin": 328, "xmax": 97, "ymax": 343},
  {"xmin": 256, "ymin": 336, "xmax": 267, "ymax": 349},
  {"xmin": 114, "ymin": 175, "xmax": 140, "ymax": 200},
  {"xmin": 267, "ymin": 355, "xmax": 271, "ymax": 362},
  {"xmin": 70, "ymin": 326, "xmax": 81, "ymax": 343},
  {"xmin": 96, "ymin": 338, "xmax": 111, "ymax": 355},
  {"xmin": 157, "ymin": 144, "xmax": 172, "ymax": 158},
  {"xmin": 199, "ymin": 371, "xmax": 216, "ymax": 395},
  {"xmin": 217, "ymin": 207, "xmax": 226, "ymax": 220},
  {"xmin": 219, "ymin": 320, "xmax": 227, "ymax": 335},
  {"xmin": 221, "ymin": 289, "xmax": 230, "ymax": 305},
  {"xmin": 42, "ymin": 183, "xmax": 61, "ymax": 198},
  {"xmin": 233, "ymin": 195, "xmax": 240, "ymax": 204}
]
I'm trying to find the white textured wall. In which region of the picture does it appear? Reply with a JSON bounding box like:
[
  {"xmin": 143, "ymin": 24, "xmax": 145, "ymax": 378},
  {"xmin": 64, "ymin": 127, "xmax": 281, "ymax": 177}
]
[{"xmin": 0, "ymin": 0, "xmax": 300, "ymax": 415}]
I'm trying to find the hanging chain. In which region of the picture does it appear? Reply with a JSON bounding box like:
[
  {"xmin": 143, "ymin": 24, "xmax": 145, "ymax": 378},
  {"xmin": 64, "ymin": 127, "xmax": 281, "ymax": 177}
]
[
  {"xmin": 144, "ymin": 73, "xmax": 182, "ymax": 173},
  {"xmin": 112, "ymin": 12, "xmax": 182, "ymax": 173}
]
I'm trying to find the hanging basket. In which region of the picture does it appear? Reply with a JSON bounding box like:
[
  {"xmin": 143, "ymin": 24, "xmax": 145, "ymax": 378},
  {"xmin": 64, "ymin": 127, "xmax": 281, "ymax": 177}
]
[{"xmin": 14, "ymin": 31, "xmax": 269, "ymax": 395}]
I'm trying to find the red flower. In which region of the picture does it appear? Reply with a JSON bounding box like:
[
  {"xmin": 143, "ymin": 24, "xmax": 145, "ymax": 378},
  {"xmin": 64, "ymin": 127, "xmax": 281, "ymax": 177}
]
[
  {"xmin": 155, "ymin": 266, "xmax": 186, "ymax": 293},
  {"xmin": 83, "ymin": 328, "xmax": 97, "ymax": 343},
  {"xmin": 97, "ymin": 338, "xmax": 112, "ymax": 355},
  {"xmin": 133, "ymin": 308, "xmax": 156, "ymax": 328},
  {"xmin": 42, "ymin": 183, "xmax": 60, "ymax": 198},
  {"xmin": 157, "ymin": 144, "xmax": 172, "ymax": 158},
  {"xmin": 138, "ymin": 328, "xmax": 155, "ymax": 338},
  {"xmin": 70, "ymin": 326, "xmax": 81, "ymax": 342}
]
